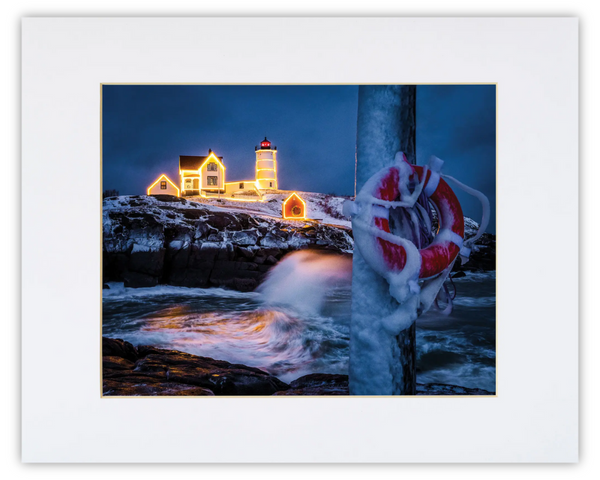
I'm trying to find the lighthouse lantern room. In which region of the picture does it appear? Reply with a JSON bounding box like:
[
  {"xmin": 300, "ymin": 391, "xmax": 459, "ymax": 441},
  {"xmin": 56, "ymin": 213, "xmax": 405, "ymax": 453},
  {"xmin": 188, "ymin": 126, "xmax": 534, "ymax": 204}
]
[{"xmin": 255, "ymin": 137, "xmax": 278, "ymax": 190}]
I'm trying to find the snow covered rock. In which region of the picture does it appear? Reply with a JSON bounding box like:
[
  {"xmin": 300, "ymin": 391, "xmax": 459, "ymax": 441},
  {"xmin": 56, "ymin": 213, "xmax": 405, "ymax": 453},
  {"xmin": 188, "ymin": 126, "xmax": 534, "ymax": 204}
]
[
  {"xmin": 103, "ymin": 195, "xmax": 353, "ymax": 290},
  {"xmin": 232, "ymin": 229, "xmax": 259, "ymax": 246},
  {"xmin": 103, "ymin": 195, "xmax": 491, "ymax": 291},
  {"xmin": 260, "ymin": 232, "xmax": 289, "ymax": 249}
]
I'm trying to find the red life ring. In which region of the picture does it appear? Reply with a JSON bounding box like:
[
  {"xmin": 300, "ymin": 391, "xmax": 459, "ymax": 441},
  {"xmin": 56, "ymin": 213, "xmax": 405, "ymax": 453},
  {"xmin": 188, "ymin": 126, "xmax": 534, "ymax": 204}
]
[{"xmin": 372, "ymin": 154, "xmax": 464, "ymax": 279}]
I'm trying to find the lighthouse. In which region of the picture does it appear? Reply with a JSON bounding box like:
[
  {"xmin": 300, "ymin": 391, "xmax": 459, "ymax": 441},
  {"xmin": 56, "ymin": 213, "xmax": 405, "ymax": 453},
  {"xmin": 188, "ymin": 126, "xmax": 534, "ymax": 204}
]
[{"xmin": 255, "ymin": 137, "xmax": 278, "ymax": 190}]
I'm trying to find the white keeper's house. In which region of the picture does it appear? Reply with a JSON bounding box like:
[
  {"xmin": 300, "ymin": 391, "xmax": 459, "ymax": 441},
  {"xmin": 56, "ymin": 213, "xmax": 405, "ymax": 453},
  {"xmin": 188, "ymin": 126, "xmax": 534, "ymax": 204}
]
[{"xmin": 179, "ymin": 137, "xmax": 278, "ymax": 198}]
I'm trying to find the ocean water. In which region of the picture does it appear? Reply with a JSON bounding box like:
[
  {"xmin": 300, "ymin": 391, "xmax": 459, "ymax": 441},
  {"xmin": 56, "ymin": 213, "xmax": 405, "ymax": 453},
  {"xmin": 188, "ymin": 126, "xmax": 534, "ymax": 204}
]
[
  {"xmin": 103, "ymin": 251, "xmax": 352, "ymax": 383},
  {"xmin": 416, "ymin": 271, "xmax": 496, "ymax": 392},
  {"xmin": 103, "ymin": 255, "xmax": 495, "ymax": 390}
]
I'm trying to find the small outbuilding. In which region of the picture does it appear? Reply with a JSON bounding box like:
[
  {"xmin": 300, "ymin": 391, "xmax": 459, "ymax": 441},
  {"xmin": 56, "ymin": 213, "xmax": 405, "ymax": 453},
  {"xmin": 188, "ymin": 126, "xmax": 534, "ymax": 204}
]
[
  {"xmin": 147, "ymin": 174, "xmax": 180, "ymax": 197},
  {"xmin": 282, "ymin": 192, "xmax": 306, "ymax": 219}
]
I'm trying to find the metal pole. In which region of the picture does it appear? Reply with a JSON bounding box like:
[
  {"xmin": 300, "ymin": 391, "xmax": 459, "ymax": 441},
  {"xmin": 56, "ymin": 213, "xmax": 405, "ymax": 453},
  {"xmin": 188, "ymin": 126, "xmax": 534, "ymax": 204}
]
[{"xmin": 349, "ymin": 85, "xmax": 417, "ymax": 395}]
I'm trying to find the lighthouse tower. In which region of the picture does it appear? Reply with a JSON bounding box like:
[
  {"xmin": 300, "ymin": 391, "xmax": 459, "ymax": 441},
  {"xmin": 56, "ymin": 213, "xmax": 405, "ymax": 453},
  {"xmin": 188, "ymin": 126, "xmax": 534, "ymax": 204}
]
[{"xmin": 255, "ymin": 137, "xmax": 278, "ymax": 190}]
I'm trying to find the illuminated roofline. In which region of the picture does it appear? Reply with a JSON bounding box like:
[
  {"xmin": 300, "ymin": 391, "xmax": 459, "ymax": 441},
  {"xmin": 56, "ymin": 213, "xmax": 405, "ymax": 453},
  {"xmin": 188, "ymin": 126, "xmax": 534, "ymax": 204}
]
[
  {"xmin": 282, "ymin": 192, "xmax": 307, "ymax": 220},
  {"xmin": 197, "ymin": 152, "xmax": 226, "ymax": 189},
  {"xmin": 147, "ymin": 174, "xmax": 180, "ymax": 197},
  {"xmin": 198, "ymin": 152, "xmax": 226, "ymax": 172}
]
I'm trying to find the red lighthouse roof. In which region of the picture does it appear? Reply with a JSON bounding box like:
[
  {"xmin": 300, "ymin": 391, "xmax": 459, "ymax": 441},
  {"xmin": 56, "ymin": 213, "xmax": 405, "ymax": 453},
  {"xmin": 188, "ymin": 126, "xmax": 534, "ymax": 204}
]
[{"xmin": 260, "ymin": 137, "xmax": 271, "ymax": 149}]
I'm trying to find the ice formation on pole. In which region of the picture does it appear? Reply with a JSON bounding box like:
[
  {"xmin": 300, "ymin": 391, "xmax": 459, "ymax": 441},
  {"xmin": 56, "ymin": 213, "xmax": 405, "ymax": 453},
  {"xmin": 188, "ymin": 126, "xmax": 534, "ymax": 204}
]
[{"xmin": 345, "ymin": 152, "xmax": 490, "ymax": 392}]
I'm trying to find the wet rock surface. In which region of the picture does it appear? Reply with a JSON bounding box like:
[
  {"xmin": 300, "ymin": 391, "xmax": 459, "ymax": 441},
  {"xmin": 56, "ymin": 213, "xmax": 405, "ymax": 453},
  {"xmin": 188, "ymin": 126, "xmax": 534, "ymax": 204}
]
[
  {"xmin": 103, "ymin": 337, "xmax": 290, "ymax": 396},
  {"xmin": 273, "ymin": 373, "xmax": 350, "ymax": 396},
  {"xmin": 102, "ymin": 338, "xmax": 494, "ymax": 396},
  {"xmin": 273, "ymin": 374, "xmax": 495, "ymax": 396},
  {"xmin": 102, "ymin": 337, "xmax": 139, "ymax": 363}
]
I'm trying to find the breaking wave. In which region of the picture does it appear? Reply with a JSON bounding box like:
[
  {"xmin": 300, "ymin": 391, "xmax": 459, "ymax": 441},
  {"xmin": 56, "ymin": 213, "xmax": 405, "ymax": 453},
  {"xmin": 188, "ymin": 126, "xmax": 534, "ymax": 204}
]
[
  {"xmin": 257, "ymin": 250, "xmax": 352, "ymax": 314},
  {"xmin": 103, "ymin": 251, "xmax": 352, "ymax": 382},
  {"xmin": 103, "ymin": 257, "xmax": 494, "ymax": 390}
]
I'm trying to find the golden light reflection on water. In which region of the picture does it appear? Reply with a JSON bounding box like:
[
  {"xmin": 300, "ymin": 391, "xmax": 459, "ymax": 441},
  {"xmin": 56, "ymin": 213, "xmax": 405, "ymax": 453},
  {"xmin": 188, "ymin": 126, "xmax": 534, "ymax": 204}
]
[
  {"xmin": 103, "ymin": 280, "xmax": 352, "ymax": 383},
  {"xmin": 140, "ymin": 306, "xmax": 281, "ymax": 341}
]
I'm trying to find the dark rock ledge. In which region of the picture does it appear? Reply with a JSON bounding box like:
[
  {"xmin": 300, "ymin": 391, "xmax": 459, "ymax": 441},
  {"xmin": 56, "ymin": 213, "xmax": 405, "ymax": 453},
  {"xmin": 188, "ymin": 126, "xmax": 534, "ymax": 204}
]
[
  {"xmin": 103, "ymin": 195, "xmax": 353, "ymax": 291},
  {"xmin": 103, "ymin": 337, "xmax": 288, "ymax": 396},
  {"xmin": 103, "ymin": 195, "xmax": 494, "ymax": 291},
  {"xmin": 102, "ymin": 337, "xmax": 495, "ymax": 397}
]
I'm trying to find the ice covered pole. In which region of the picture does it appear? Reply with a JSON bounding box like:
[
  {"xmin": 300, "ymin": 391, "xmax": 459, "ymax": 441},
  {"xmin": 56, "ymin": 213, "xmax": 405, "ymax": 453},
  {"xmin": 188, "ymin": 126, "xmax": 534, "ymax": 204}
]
[{"xmin": 349, "ymin": 85, "xmax": 417, "ymax": 395}]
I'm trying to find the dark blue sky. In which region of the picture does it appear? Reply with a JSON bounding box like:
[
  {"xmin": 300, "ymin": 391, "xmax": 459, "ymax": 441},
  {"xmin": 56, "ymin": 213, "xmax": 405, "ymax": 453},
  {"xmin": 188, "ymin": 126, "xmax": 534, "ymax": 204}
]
[
  {"xmin": 417, "ymin": 85, "xmax": 496, "ymax": 233},
  {"xmin": 102, "ymin": 84, "xmax": 495, "ymax": 232}
]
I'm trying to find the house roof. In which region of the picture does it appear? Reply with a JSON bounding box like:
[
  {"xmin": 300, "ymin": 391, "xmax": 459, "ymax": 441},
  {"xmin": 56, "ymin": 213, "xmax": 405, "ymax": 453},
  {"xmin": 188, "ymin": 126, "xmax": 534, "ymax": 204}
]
[
  {"xmin": 179, "ymin": 155, "xmax": 224, "ymax": 171},
  {"xmin": 147, "ymin": 174, "xmax": 180, "ymax": 196}
]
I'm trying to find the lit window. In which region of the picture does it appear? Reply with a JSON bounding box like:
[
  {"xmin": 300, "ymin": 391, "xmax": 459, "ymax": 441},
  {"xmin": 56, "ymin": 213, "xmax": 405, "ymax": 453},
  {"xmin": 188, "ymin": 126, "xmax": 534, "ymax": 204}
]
[
  {"xmin": 160, "ymin": 181, "xmax": 167, "ymax": 189},
  {"xmin": 207, "ymin": 162, "xmax": 218, "ymax": 171},
  {"xmin": 207, "ymin": 176, "xmax": 218, "ymax": 186}
]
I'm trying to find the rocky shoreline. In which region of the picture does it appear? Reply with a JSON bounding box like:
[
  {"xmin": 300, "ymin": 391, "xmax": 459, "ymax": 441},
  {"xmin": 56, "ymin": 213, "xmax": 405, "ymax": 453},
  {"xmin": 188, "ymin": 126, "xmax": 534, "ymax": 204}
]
[
  {"xmin": 103, "ymin": 194, "xmax": 495, "ymax": 292},
  {"xmin": 102, "ymin": 337, "xmax": 495, "ymax": 396},
  {"xmin": 103, "ymin": 195, "xmax": 353, "ymax": 291}
]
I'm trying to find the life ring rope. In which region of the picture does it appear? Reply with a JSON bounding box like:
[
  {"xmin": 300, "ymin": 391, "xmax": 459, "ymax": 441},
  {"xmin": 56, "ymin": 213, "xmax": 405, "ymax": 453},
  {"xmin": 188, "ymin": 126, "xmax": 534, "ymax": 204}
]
[
  {"xmin": 348, "ymin": 153, "xmax": 465, "ymax": 284},
  {"xmin": 345, "ymin": 152, "xmax": 490, "ymax": 321},
  {"xmin": 441, "ymin": 174, "xmax": 491, "ymax": 251}
]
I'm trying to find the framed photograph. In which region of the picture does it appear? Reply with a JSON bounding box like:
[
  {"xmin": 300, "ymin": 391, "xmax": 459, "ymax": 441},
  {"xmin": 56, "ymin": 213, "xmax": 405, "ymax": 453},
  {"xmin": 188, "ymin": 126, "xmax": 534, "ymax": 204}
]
[
  {"xmin": 101, "ymin": 83, "xmax": 496, "ymax": 398},
  {"xmin": 22, "ymin": 17, "xmax": 578, "ymax": 462}
]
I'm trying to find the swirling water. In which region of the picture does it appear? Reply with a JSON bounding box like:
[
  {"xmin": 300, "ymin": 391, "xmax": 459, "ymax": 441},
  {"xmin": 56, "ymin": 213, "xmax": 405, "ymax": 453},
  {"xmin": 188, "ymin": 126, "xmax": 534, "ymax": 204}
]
[
  {"xmin": 103, "ymin": 253, "xmax": 495, "ymax": 390},
  {"xmin": 416, "ymin": 271, "xmax": 496, "ymax": 392},
  {"xmin": 103, "ymin": 251, "xmax": 352, "ymax": 383}
]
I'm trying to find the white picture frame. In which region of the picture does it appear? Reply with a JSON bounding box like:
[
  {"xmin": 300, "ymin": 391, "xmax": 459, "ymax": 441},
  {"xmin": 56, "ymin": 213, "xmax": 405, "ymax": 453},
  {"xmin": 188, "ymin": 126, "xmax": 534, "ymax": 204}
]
[{"xmin": 21, "ymin": 17, "xmax": 578, "ymax": 463}]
